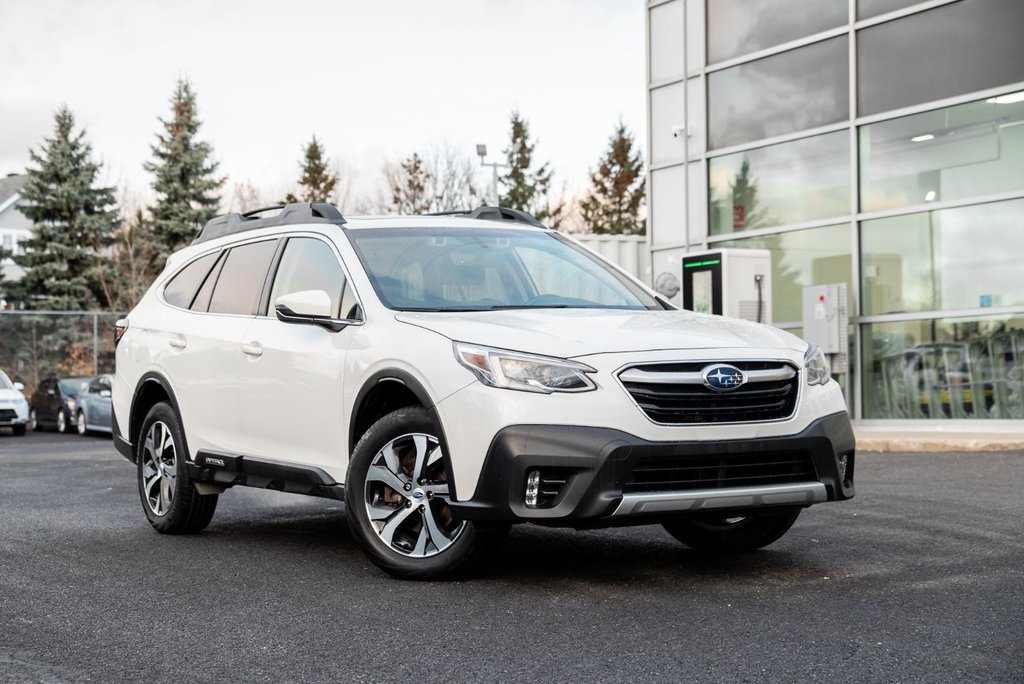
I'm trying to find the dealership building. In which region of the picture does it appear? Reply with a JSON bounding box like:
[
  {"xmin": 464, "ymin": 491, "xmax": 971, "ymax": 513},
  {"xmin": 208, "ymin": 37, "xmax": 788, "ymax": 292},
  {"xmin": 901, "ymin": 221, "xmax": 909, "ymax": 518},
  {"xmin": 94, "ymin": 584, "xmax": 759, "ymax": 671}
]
[{"xmin": 644, "ymin": 0, "xmax": 1024, "ymax": 425}]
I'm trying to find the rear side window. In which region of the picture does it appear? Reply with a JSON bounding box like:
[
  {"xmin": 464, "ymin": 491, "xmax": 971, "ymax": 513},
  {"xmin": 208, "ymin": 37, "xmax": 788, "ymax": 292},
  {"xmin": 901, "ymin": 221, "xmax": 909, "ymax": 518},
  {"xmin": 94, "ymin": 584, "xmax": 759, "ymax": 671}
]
[
  {"xmin": 208, "ymin": 240, "xmax": 278, "ymax": 316},
  {"xmin": 163, "ymin": 252, "xmax": 219, "ymax": 308},
  {"xmin": 268, "ymin": 237, "xmax": 346, "ymax": 318},
  {"xmin": 190, "ymin": 251, "xmax": 225, "ymax": 312}
]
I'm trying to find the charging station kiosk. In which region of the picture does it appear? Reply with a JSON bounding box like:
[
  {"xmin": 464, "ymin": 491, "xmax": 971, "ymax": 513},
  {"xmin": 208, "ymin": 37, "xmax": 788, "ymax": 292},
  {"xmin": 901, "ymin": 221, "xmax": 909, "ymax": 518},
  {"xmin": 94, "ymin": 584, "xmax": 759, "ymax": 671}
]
[{"xmin": 680, "ymin": 249, "xmax": 772, "ymax": 324}]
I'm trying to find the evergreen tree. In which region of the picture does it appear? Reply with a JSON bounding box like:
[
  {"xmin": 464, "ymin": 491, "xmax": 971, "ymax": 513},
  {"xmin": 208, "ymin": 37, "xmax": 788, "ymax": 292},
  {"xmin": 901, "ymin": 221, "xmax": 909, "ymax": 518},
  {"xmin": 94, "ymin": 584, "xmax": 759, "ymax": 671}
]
[
  {"xmin": 579, "ymin": 121, "xmax": 646, "ymax": 235},
  {"xmin": 8, "ymin": 107, "xmax": 118, "ymax": 310},
  {"xmin": 387, "ymin": 152, "xmax": 433, "ymax": 214},
  {"xmin": 144, "ymin": 79, "xmax": 223, "ymax": 264},
  {"xmin": 498, "ymin": 111, "xmax": 563, "ymax": 227},
  {"xmin": 285, "ymin": 136, "xmax": 338, "ymax": 204}
]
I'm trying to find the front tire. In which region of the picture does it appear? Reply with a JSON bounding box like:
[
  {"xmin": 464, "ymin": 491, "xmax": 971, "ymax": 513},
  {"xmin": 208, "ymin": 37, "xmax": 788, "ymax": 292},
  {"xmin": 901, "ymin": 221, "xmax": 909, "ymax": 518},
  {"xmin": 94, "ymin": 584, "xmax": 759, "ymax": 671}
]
[
  {"xmin": 56, "ymin": 409, "xmax": 68, "ymax": 434},
  {"xmin": 662, "ymin": 509, "xmax": 801, "ymax": 553},
  {"xmin": 76, "ymin": 410, "xmax": 88, "ymax": 435},
  {"xmin": 346, "ymin": 406, "xmax": 507, "ymax": 580},
  {"xmin": 137, "ymin": 402, "xmax": 218, "ymax": 534}
]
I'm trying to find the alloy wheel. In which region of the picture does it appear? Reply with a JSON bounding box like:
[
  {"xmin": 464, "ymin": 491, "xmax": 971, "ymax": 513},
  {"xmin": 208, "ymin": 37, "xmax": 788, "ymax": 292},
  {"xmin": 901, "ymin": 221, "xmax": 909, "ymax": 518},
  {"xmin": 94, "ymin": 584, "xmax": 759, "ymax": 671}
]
[
  {"xmin": 141, "ymin": 421, "xmax": 177, "ymax": 517},
  {"xmin": 77, "ymin": 411, "xmax": 87, "ymax": 435},
  {"xmin": 363, "ymin": 433, "xmax": 464, "ymax": 558}
]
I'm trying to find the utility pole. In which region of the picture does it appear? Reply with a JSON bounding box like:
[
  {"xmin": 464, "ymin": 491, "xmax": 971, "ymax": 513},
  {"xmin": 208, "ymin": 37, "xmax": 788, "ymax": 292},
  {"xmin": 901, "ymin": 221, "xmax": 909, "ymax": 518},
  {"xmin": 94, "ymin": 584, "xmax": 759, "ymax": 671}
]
[{"xmin": 476, "ymin": 144, "xmax": 507, "ymax": 206}]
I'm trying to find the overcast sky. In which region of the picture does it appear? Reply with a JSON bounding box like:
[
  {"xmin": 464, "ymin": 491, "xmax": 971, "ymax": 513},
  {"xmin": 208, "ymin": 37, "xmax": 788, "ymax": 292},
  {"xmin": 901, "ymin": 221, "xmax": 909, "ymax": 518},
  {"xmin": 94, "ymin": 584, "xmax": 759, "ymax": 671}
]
[{"xmin": 0, "ymin": 0, "xmax": 646, "ymax": 211}]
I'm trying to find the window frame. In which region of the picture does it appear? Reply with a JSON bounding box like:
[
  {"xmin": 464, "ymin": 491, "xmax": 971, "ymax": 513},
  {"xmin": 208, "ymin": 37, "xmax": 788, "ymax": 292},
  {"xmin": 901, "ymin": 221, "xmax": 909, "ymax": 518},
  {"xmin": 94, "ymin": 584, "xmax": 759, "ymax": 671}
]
[{"xmin": 262, "ymin": 232, "xmax": 366, "ymax": 324}]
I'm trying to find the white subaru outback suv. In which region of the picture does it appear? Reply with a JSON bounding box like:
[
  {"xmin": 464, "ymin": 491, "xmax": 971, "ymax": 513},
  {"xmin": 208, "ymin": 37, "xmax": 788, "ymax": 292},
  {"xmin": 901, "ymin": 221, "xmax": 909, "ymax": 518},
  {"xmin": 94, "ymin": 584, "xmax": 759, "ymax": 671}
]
[{"xmin": 113, "ymin": 203, "xmax": 855, "ymax": 579}]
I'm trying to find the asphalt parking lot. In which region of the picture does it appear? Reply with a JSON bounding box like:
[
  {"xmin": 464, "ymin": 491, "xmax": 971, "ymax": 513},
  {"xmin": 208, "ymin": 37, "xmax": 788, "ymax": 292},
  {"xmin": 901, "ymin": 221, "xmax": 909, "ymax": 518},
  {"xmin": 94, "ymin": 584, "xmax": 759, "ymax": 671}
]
[{"xmin": 0, "ymin": 430, "xmax": 1021, "ymax": 683}]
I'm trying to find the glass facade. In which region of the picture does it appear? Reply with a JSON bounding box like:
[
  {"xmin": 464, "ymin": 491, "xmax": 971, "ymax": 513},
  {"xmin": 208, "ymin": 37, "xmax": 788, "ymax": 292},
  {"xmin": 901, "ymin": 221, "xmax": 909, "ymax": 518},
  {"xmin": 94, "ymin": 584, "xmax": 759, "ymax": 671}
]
[
  {"xmin": 707, "ymin": 0, "xmax": 846, "ymax": 63},
  {"xmin": 709, "ymin": 132, "xmax": 850, "ymax": 234},
  {"xmin": 708, "ymin": 36, "xmax": 848, "ymax": 149},
  {"xmin": 647, "ymin": 0, "xmax": 1024, "ymax": 422},
  {"xmin": 863, "ymin": 315, "xmax": 1024, "ymax": 419},
  {"xmin": 859, "ymin": 91, "xmax": 1024, "ymax": 212}
]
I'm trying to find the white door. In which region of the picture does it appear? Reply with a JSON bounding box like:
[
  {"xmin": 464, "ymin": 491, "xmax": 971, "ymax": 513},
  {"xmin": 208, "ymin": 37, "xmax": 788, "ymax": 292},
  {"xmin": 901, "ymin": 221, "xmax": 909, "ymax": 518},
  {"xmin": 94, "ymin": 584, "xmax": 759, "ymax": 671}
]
[{"xmin": 234, "ymin": 236, "xmax": 362, "ymax": 471}]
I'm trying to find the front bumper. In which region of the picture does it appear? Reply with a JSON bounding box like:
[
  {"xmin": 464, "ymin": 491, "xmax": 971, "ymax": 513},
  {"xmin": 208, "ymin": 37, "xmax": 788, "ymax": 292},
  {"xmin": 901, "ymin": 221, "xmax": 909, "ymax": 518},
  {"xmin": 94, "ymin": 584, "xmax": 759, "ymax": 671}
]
[
  {"xmin": 0, "ymin": 406, "xmax": 29, "ymax": 426},
  {"xmin": 448, "ymin": 411, "xmax": 855, "ymax": 526}
]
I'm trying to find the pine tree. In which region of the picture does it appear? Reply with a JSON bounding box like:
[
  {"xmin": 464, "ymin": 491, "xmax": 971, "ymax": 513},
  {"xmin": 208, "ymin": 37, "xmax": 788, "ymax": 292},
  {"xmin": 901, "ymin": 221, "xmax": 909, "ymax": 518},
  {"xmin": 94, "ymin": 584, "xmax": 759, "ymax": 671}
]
[
  {"xmin": 285, "ymin": 136, "xmax": 338, "ymax": 204},
  {"xmin": 580, "ymin": 121, "xmax": 646, "ymax": 235},
  {"xmin": 387, "ymin": 152, "xmax": 434, "ymax": 214},
  {"xmin": 145, "ymin": 79, "xmax": 223, "ymax": 264},
  {"xmin": 9, "ymin": 107, "xmax": 118, "ymax": 310},
  {"xmin": 498, "ymin": 111, "xmax": 563, "ymax": 227}
]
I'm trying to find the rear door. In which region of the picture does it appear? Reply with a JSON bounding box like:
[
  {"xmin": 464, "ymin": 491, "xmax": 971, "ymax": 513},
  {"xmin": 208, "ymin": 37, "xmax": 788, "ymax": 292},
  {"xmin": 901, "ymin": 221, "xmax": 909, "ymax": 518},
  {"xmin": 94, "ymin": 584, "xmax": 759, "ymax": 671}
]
[
  {"xmin": 234, "ymin": 235, "xmax": 361, "ymax": 471},
  {"xmin": 154, "ymin": 239, "xmax": 279, "ymax": 458}
]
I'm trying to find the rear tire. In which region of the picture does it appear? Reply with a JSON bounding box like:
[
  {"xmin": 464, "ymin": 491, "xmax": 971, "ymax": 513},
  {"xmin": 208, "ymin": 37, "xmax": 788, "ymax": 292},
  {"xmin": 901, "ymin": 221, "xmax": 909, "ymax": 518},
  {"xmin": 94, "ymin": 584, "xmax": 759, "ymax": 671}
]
[
  {"xmin": 137, "ymin": 402, "xmax": 218, "ymax": 534},
  {"xmin": 662, "ymin": 508, "xmax": 801, "ymax": 553},
  {"xmin": 29, "ymin": 410, "xmax": 40, "ymax": 431},
  {"xmin": 346, "ymin": 406, "xmax": 507, "ymax": 580}
]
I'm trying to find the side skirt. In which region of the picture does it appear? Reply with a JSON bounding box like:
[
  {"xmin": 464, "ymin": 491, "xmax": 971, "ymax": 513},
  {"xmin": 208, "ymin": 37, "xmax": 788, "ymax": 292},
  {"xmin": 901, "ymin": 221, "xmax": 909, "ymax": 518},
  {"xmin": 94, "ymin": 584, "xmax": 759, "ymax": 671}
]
[{"xmin": 189, "ymin": 451, "xmax": 345, "ymax": 502}]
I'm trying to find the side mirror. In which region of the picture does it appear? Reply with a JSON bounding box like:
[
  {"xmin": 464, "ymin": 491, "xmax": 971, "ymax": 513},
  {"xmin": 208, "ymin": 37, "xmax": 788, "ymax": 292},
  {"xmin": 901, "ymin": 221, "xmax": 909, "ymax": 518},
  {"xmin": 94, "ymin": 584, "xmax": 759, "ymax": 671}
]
[
  {"xmin": 13, "ymin": 382, "xmax": 24, "ymax": 392},
  {"xmin": 100, "ymin": 389, "xmax": 112, "ymax": 399},
  {"xmin": 275, "ymin": 290, "xmax": 357, "ymax": 332}
]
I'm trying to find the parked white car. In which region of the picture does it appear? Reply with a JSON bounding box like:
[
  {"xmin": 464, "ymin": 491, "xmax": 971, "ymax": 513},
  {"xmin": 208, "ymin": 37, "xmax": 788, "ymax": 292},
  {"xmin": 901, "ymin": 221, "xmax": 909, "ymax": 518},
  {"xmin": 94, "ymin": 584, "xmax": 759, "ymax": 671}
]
[
  {"xmin": 0, "ymin": 369, "xmax": 30, "ymax": 435},
  {"xmin": 113, "ymin": 203, "xmax": 855, "ymax": 579}
]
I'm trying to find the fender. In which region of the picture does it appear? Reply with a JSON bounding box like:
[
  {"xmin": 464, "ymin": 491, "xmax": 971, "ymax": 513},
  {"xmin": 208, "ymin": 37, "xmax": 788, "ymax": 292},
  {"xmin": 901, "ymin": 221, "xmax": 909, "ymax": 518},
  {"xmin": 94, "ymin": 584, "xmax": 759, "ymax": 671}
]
[
  {"xmin": 350, "ymin": 369, "xmax": 461, "ymax": 500},
  {"xmin": 122, "ymin": 371, "xmax": 192, "ymax": 465}
]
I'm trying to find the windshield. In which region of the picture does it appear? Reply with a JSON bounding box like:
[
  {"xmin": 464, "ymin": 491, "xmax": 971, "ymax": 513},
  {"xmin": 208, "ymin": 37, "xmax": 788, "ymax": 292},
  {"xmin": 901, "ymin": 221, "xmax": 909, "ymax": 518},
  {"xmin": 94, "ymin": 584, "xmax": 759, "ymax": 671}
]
[
  {"xmin": 59, "ymin": 378, "xmax": 89, "ymax": 395},
  {"xmin": 347, "ymin": 228, "xmax": 659, "ymax": 312},
  {"xmin": 0, "ymin": 371, "xmax": 11, "ymax": 390}
]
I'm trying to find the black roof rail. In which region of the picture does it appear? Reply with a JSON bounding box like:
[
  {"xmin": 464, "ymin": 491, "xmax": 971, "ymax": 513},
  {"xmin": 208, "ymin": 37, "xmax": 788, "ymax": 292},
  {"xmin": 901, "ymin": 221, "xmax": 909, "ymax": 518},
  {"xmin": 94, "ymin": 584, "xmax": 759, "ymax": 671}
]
[
  {"xmin": 193, "ymin": 202, "xmax": 346, "ymax": 244},
  {"xmin": 423, "ymin": 206, "xmax": 548, "ymax": 229}
]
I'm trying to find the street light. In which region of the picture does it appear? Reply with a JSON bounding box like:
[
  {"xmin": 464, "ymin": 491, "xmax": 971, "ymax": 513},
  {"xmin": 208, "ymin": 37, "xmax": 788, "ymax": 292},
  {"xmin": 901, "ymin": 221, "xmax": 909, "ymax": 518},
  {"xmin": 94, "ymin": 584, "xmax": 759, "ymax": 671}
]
[{"xmin": 476, "ymin": 143, "xmax": 507, "ymax": 206}]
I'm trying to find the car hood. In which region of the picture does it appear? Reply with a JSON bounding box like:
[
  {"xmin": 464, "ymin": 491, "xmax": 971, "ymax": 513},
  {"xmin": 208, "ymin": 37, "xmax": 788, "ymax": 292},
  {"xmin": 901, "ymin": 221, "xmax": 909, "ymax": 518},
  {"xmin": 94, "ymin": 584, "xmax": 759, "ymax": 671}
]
[
  {"xmin": 395, "ymin": 309, "xmax": 806, "ymax": 358},
  {"xmin": 0, "ymin": 388, "xmax": 25, "ymax": 402}
]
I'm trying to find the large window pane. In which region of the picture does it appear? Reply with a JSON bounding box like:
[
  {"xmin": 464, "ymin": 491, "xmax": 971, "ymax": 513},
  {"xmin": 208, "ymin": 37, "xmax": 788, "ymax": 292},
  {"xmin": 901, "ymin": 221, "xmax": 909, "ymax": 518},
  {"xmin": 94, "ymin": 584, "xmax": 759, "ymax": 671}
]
[
  {"xmin": 716, "ymin": 224, "xmax": 852, "ymax": 323},
  {"xmin": 209, "ymin": 240, "xmax": 279, "ymax": 316},
  {"xmin": 863, "ymin": 315, "xmax": 1024, "ymax": 419},
  {"xmin": 858, "ymin": 0, "xmax": 1024, "ymax": 117},
  {"xmin": 708, "ymin": 36, "xmax": 848, "ymax": 149},
  {"xmin": 649, "ymin": 0, "xmax": 684, "ymax": 83},
  {"xmin": 708, "ymin": 0, "xmax": 847, "ymax": 64},
  {"xmin": 857, "ymin": 0, "xmax": 923, "ymax": 19},
  {"xmin": 861, "ymin": 199, "xmax": 1024, "ymax": 315},
  {"xmin": 860, "ymin": 91, "xmax": 1024, "ymax": 212},
  {"xmin": 709, "ymin": 132, "xmax": 850, "ymax": 235}
]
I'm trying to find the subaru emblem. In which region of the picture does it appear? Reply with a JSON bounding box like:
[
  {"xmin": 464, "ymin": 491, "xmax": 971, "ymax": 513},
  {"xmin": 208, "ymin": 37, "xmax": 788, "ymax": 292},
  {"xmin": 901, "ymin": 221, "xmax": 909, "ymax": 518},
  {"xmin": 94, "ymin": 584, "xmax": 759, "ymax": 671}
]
[{"xmin": 702, "ymin": 364, "xmax": 746, "ymax": 392}]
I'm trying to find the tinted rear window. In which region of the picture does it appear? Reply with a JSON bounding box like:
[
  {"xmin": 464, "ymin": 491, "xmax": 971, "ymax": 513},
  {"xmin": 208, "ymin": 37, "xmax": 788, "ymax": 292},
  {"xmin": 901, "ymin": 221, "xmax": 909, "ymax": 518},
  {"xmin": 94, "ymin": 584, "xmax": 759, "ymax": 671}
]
[
  {"xmin": 164, "ymin": 252, "xmax": 219, "ymax": 309},
  {"xmin": 208, "ymin": 240, "xmax": 279, "ymax": 316}
]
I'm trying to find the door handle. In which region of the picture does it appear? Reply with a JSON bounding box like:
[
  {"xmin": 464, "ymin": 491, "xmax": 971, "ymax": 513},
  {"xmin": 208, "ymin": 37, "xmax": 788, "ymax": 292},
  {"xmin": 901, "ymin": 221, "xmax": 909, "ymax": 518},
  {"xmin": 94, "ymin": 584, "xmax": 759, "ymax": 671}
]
[
  {"xmin": 241, "ymin": 341, "xmax": 264, "ymax": 357},
  {"xmin": 168, "ymin": 336, "xmax": 187, "ymax": 350}
]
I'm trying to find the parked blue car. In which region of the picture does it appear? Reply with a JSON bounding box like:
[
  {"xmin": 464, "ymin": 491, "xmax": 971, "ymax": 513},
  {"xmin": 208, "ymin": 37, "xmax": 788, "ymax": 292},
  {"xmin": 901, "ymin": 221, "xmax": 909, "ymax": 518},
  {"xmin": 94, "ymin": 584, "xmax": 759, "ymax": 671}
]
[{"xmin": 76, "ymin": 374, "xmax": 113, "ymax": 436}]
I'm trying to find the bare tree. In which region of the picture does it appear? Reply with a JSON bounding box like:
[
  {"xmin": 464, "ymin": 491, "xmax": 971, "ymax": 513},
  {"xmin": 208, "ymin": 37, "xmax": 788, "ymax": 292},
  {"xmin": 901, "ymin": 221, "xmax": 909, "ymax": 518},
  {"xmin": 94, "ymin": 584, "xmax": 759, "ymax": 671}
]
[
  {"xmin": 377, "ymin": 144, "xmax": 481, "ymax": 214},
  {"xmin": 229, "ymin": 179, "xmax": 266, "ymax": 213}
]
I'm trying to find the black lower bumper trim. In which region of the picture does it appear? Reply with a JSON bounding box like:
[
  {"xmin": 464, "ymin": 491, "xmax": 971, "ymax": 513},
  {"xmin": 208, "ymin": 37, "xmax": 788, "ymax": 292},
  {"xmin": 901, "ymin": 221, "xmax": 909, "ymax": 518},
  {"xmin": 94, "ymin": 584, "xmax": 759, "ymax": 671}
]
[
  {"xmin": 448, "ymin": 411, "xmax": 855, "ymax": 525},
  {"xmin": 112, "ymin": 410, "xmax": 134, "ymax": 462}
]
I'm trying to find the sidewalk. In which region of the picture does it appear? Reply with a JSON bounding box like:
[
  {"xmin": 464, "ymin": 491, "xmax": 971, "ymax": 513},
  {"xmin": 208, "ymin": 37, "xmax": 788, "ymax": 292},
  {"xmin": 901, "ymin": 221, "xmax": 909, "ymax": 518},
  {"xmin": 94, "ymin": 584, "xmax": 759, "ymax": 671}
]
[{"xmin": 855, "ymin": 421, "xmax": 1024, "ymax": 452}]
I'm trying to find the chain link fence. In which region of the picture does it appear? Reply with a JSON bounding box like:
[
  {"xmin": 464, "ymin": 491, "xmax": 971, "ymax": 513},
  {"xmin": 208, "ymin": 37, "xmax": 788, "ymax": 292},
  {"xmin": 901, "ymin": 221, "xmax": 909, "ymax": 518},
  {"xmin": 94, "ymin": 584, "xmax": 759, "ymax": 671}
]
[{"xmin": 0, "ymin": 311, "xmax": 123, "ymax": 399}]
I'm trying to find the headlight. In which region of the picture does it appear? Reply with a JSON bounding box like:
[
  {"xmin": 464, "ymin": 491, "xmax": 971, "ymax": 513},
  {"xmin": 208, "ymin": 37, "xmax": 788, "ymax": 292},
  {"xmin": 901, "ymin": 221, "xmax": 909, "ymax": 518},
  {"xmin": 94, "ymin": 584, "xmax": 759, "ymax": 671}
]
[
  {"xmin": 454, "ymin": 342, "xmax": 596, "ymax": 394},
  {"xmin": 804, "ymin": 344, "xmax": 831, "ymax": 386},
  {"xmin": 66, "ymin": 399, "xmax": 77, "ymax": 411}
]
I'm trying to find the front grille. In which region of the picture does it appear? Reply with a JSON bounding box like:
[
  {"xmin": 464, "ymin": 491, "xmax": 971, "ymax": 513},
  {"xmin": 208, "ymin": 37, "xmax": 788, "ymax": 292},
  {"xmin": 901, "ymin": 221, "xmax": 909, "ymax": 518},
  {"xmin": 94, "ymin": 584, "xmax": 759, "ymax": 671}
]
[
  {"xmin": 624, "ymin": 451, "xmax": 816, "ymax": 494},
  {"xmin": 0, "ymin": 408, "xmax": 17, "ymax": 421},
  {"xmin": 619, "ymin": 361, "xmax": 799, "ymax": 424}
]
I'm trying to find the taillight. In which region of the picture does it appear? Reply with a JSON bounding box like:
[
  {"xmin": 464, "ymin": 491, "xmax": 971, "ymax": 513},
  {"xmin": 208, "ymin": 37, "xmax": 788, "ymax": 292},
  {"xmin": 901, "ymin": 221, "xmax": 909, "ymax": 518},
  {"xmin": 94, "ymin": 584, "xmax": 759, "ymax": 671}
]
[{"xmin": 114, "ymin": 318, "xmax": 129, "ymax": 347}]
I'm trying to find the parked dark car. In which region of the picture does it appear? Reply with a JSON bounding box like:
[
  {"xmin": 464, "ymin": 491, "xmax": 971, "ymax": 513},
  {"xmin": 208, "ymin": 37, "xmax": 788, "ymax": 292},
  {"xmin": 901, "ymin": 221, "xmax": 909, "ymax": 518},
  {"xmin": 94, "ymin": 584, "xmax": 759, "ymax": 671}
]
[
  {"xmin": 30, "ymin": 377, "xmax": 90, "ymax": 433},
  {"xmin": 76, "ymin": 374, "xmax": 113, "ymax": 436}
]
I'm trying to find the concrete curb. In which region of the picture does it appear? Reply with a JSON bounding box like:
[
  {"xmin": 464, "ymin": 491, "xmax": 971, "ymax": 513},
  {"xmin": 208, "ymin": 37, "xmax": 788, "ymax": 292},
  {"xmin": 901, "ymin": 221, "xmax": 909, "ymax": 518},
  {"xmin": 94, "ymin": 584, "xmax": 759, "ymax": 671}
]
[{"xmin": 856, "ymin": 434, "xmax": 1024, "ymax": 453}]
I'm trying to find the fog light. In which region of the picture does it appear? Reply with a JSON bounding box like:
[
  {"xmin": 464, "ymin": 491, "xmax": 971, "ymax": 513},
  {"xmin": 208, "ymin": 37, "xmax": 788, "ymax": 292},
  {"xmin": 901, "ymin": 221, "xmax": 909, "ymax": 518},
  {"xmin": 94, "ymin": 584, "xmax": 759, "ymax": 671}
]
[
  {"xmin": 837, "ymin": 454, "xmax": 848, "ymax": 483},
  {"xmin": 525, "ymin": 470, "xmax": 541, "ymax": 508}
]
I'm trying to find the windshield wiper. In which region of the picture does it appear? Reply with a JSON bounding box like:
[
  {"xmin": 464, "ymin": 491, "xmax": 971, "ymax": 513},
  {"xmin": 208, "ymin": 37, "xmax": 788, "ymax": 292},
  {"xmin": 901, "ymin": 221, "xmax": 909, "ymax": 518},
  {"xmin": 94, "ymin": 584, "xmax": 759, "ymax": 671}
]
[{"xmin": 485, "ymin": 304, "xmax": 572, "ymax": 310}]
